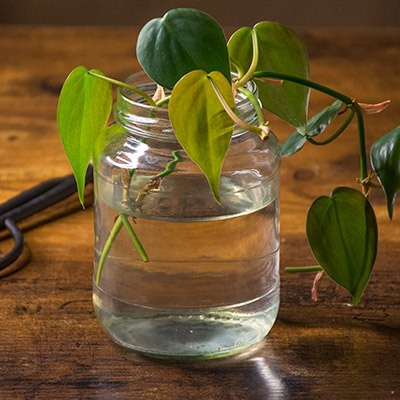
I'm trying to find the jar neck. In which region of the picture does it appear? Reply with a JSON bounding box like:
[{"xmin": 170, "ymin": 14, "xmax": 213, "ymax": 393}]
[{"xmin": 114, "ymin": 72, "xmax": 259, "ymax": 142}]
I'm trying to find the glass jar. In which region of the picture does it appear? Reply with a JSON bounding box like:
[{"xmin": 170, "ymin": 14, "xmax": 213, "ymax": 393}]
[{"xmin": 93, "ymin": 72, "xmax": 281, "ymax": 359}]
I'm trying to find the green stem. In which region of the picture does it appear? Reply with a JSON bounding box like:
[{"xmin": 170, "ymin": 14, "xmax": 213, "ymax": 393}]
[
  {"xmin": 155, "ymin": 95, "xmax": 171, "ymax": 107},
  {"xmin": 236, "ymin": 29, "xmax": 259, "ymax": 87},
  {"xmin": 252, "ymin": 71, "xmax": 354, "ymax": 105},
  {"xmin": 96, "ymin": 149, "xmax": 182, "ymax": 284},
  {"xmin": 308, "ymin": 108, "xmax": 355, "ymax": 146},
  {"xmin": 119, "ymin": 214, "xmax": 149, "ymax": 262},
  {"xmin": 285, "ymin": 265, "xmax": 323, "ymax": 273},
  {"xmin": 95, "ymin": 216, "xmax": 124, "ymax": 284},
  {"xmin": 237, "ymin": 86, "xmax": 265, "ymax": 125},
  {"xmin": 154, "ymin": 150, "xmax": 183, "ymax": 178},
  {"xmin": 355, "ymin": 109, "xmax": 369, "ymax": 183},
  {"xmin": 230, "ymin": 59, "xmax": 245, "ymax": 79},
  {"xmin": 253, "ymin": 70, "xmax": 369, "ymax": 186},
  {"xmin": 95, "ymin": 213, "xmax": 149, "ymax": 285},
  {"xmin": 208, "ymin": 75, "xmax": 263, "ymax": 136},
  {"xmin": 88, "ymin": 70, "xmax": 157, "ymax": 106}
]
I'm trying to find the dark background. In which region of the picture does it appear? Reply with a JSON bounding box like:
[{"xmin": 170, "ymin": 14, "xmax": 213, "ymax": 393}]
[{"xmin": 1, "ymin": 0, "xmax": 399, "ymax": 27}]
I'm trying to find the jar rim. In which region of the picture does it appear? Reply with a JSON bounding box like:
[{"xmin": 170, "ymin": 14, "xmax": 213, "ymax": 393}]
[
  {"xmin": 115, "ymin": 71, "xmax": 259, "ymax": 141},
  {"xmin": 119, "ymin": 71, "xmax": 258, "ymax": 110}
]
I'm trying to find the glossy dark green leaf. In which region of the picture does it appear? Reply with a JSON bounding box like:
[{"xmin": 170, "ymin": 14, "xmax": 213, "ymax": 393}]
[
  {"xmin": 307, "ymin": 187, "xmax": 378, "ymax": 305},
  {"xmin": 370, "ymin": 126, "xmax": 400, "ymax": 219},
  {"xmin": 136, "ymin": 8, "xmax": 231, "ymax": 90},
  {"xmin": 281, "ymin": 100, "xmax": 343, "ymax": 156},
  {"xmin": 57, "ymin": 66, "xmax": 112, "ymax": 205},
  {"xmin": 169, "ymin": 70, "xmax": 234, "ymax": 201},
  {"xmin": 228, "ymin": 22, "xmax": 310, "ymax": 131}
]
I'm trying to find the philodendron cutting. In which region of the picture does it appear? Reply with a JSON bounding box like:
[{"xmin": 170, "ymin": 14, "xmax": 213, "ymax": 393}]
[{"xmin": 58, "ymin": 8, "xmax": 399, "ymax": 306}]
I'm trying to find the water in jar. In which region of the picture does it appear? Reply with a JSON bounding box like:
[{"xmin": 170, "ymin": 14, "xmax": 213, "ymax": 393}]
[{"xmin": 93, "ymin": 165, "xmax": 280, "ymax": 359}]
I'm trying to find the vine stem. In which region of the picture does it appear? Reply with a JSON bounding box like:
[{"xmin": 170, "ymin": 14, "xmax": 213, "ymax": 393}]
[
  {"xmin": 252, "ymin": 71, "xmax": 354, "ymax": 105},
  {"xmin": 252, "ymin": 70, "xmax": 369, "ymax": 187},
  {"xmin": 237, "ymin": 86, "xmax": 265, "ymax": 125},
  {"xmin": 95, "ymin": 149, "xmax": 182, "ymax": 284},
  {"xmin": 95, "ymin": 214, "xmax": 149, "ymax": 285},
  {"xmin": 88, "ymin": 70, "xmax": 157, "ymax": 106},
  {"xmin": 236, "ymin": 29, "xmax": 259, "ymax": 87},
  {"xmin": 119, "ymin": 214, "xmax": 149, "ymax": 261},
  {"xmin": 252, "ymin": 70, "xmax": 371, "ymax": 279},
  {"xmin": 95, "ymin": 216, "xmax": 123, "ymax": 285},
  {"xmin": 155, "ymin": 95, "xmax": 171, "ymax": 107},
  {"xmin": 154, "ymin": 150, "xmax": 182, "ymax": 178},
  {"xmin": 308, "ymin": 108, "xmax": 355, "ymax": 146},
  {"xmin": 355, "ymin": 108, "xmax": 369, "ymax": 183},
  {"xmin": 208, "ymin": 75, "xmax": 266, "ymax": 137}
]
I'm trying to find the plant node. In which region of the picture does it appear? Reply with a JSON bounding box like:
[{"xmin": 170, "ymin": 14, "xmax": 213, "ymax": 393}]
[{"xmin": 357, "ymin": 170, "xmax": 381, "ymax": 197}]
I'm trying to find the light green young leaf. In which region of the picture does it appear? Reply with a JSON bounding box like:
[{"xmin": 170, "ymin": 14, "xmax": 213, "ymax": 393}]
[
  {"xmin": 228, "ymin": 22, "xmax": 310, "ymax": 132},
  {"xmin": 227, "ymin": 27, "xmax": 254, "ymax": 77},
  {"xmin": 370, "ymin": 126, "xmax": 400, "ymax": 219},
  {"xmin": 137, "ymin": 8, "xmax": 231, "ymax": 90},
  {"xmin": 57, "ymin": 66, "xmax": 112, "ymax": 205},
  {"xmin": 281, "ymin": 100, "xmax": 343, "ymax": 156},
  {"xmin": 169, "ymin": 70, "xmax": 234, "ymax": 201},
  {"xmin": 307, "ymin": 187, "xmax": 378, "ymax": 305}
]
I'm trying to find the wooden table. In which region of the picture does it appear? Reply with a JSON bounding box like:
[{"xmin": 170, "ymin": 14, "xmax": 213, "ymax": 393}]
[{"xmin": 0, "ymin": 25, "xmax": 399, "ymax": 399}]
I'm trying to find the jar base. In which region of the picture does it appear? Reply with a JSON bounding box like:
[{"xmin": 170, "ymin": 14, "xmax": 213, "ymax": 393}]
[{"xmin": 93, "ymin": 289, "xmax": 279, "ymax": 360}]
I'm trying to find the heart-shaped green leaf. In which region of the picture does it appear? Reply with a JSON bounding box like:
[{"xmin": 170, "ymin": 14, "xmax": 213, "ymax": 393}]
[
  {"xmin": 57, "ymin": 66, "xmax": 112, "ymax": 205},
  {"xmin": 281, "ymin": 100, "xmax": 343, "ymax": 156},
  {"xmin": 307, "ymin": 187, "xmax": 378, "ymax": 305},
  {"xmin": 169, "ymin": 70, "xmax": 234, "ymax": 202},
  {"xmin": 228, "ymin": 21, "xmax": 310, "ymax": 134},
  {"xmin": 370, "ymin": 126, "xmax": 400, "ymax": 219},
  {"xmin": 228, "ymin": 22, "xmax": 310, "ymax": 132},
  {"xmin": 136, "ymin": 8, "xmax": 231, "ymax": 90}
]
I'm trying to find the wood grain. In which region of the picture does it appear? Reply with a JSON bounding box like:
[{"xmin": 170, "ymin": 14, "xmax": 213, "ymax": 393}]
[{"xmin": 0, "ymin": 26, "xmax": 399, "ymax": 399}]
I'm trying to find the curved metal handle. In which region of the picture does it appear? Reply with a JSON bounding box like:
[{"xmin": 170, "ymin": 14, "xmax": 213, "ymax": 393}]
[{"xmin": 0, "ymin": 219, "xmax": 24, "ymax": 271}]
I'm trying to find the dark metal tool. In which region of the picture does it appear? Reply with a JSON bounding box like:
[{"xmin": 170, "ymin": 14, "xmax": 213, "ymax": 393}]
[{"xmin": 0, "ymin": 166, "xmax": 93, "ymax": 276}]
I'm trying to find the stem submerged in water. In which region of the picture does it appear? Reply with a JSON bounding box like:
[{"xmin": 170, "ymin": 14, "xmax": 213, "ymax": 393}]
[
  {"xmin": 95, "ymin": 216, "xmax": 123, "ymax": 285},
  {"xmin": 95, "ymin": 150, "xmax": 182, "ymax": 285},
  {"xmin": 95, "ymin": 213, "xmax": 149, "ymax": 285},
  {"xmin": 119, "ymin": 214, "xmax": 149, "ymax": 262}
]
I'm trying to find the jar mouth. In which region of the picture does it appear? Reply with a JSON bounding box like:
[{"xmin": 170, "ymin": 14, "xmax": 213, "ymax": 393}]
[
  {"xmin": 120, "ymin": 72, "xmax": 170, "ymax": 109},
  {"xmin": 115, "ymin": 71, "xmax": 259, "ymax": 141}
]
